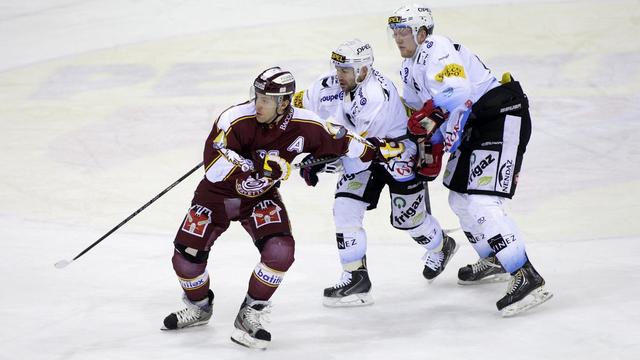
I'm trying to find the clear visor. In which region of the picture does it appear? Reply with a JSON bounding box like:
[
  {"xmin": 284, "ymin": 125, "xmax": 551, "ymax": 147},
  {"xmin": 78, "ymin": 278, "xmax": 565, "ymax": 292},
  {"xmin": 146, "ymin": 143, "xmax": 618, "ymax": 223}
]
[
  {"xmin": 387, "ymin": 24, "xmax": 413, "ymax": 39},
  {"xmin": 330, "ymin": 59, "xmax": 358, "ymax": 73},
  {"xmin": 386, "ymin": 24, "xmax": 417, "ymax": 56}
]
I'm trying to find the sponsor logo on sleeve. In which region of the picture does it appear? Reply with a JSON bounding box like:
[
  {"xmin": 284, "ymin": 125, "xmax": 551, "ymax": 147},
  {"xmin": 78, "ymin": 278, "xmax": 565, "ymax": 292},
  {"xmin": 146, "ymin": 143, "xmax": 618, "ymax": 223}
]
[{"xmin": 435, "ymin": 63, "xmax": 467, "ymax": 82}]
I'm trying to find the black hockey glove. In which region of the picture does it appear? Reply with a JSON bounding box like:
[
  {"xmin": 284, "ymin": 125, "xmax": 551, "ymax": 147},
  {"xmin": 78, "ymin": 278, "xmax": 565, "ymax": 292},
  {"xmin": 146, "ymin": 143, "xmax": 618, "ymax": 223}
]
[
  {"xmin": 366, "ymin": 137, "xmax": 405, "ymax": 162},
  {"xmin": 298, "ymin": 154, "xmax": 342, "ymax": 186},
  {"xmin": 299, "ymin": 155, "xmax": 321, "ymax": 186}
]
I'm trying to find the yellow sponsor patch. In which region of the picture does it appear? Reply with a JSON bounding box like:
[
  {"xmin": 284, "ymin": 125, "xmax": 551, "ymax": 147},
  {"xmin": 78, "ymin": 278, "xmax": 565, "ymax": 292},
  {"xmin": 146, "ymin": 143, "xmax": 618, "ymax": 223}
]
[
  {"xmin": 331, "ymin": 52, "xmax": 346, "ymax": 63},
  {"xmin": 293, "ymin": 90, "xmax": 304, "ymax": 108},
  {"xmin": 435, "ymin": 63, "xmax": 466, "ymax": 82},
  {"xmin": 388, "ymin": 16, "xmax": 402, "ymax": 24}
]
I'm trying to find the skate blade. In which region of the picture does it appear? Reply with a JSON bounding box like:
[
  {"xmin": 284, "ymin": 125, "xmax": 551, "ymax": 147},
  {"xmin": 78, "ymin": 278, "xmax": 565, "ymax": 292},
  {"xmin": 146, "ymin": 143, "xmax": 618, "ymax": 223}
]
[
  {"xmin": 230, "ymin": 329, "xmax": 269, "ymax": 350},
  {"xmin": 501, "ymin": 286, "xmax": 553, "ymax": 317},
  {"xmin": 457, "ymin": 273, "xmax": 511, "ymax": 286},
  {"xmin": 323, "ymin": 293, "xmax": 374, "ymax": 307},
  {"xmin": 160, "ymin": 320, "xmax": 209, "ymax": 331}
]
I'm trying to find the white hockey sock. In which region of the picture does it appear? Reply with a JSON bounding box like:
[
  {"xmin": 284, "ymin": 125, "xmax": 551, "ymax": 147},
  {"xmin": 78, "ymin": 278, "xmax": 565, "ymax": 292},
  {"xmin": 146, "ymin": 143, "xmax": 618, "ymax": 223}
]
[
  {"xmin": 333, "ymin": 197, "xmax": 368, "ymax": 269},
  {"xmin": 335, "ymin": 229, "xmax": 367, "ymax": 267},
  {"xmin": 407, "ymin": 214, "xmax": 443, "ymax": 252}
]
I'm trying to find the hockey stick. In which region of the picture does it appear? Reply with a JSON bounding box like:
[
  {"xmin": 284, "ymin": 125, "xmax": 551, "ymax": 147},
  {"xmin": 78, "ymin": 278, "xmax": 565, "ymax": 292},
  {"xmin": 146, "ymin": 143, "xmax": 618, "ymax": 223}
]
[
  {"xmin": 294, "ymin": 133, "xmax": 415, "ymax": 169},
  {"xmin": 54, "ymin": 161, "xmax": 204, "ymax": 269},
  {"xmin": 443, "ymin": 227, "xmax": 461, "ymax": 235}
]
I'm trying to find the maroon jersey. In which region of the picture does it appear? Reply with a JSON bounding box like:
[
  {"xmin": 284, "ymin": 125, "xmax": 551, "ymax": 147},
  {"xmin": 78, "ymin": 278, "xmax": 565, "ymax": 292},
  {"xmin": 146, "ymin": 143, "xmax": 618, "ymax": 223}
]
[{"xmin": 201, "ymin": 101, "xmax": 375, "ymax": 199}]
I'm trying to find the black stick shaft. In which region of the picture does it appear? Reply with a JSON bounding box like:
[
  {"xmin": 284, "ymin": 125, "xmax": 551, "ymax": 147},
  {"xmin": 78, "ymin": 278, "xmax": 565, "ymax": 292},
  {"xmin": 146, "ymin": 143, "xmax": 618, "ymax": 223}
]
[
  {"xmin": 69, "ymin": 162, "xmax": 203, "ymax": 261},
  {"xmin": 294, "ymin": 133, "xmax": 414, "ymax": 169}
]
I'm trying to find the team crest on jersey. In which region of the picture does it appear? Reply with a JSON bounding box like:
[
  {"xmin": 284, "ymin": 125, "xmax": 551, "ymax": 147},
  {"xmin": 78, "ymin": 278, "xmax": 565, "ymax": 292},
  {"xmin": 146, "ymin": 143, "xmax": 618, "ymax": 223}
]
[
  {"xmin": 251, "ymin": 200, "xmax": 283, "ymax": 228},
  {"xmin": 181, "ymin": 205, "xmax": 212, "ymax": 237},
  {"xmin": 236, "ymin": 176, "xmax": 273, "ymax": 197},
  {"xmin": 286, "ymin": 136, "xmax": 304, "ymax": 153}
]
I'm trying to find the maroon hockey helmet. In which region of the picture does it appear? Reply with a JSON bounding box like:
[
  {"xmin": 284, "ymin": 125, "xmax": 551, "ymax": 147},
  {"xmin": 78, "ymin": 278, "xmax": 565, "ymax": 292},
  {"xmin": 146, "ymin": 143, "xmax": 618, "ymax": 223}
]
[{"xmin": 253, "ymin": 67, "xmax": 296, "ymax": 100}]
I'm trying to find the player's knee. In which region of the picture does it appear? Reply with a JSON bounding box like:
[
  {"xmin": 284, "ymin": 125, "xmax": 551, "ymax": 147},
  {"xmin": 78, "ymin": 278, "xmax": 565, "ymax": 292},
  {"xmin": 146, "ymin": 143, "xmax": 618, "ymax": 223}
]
[
  {"xmin": 172, "ymin": 245, "xmax": 208, "ymax": 279},
  {"xmin": 333, "ymin": 197, "xmax": 367, "ymax": 231},
  {"xmin": 405, "ymin": 214, "xmax": 442, "ymax": 247},
  {"xmin": 448, "ymin": 191, "xmax": 471, "ymax": 218},
  {"xmin": 260, "ymin": 235, "xmax": 295, "ymax": 271},
  {"xmin": 467, "ymin": 195, "xmax": 506, "ymax": 225}
]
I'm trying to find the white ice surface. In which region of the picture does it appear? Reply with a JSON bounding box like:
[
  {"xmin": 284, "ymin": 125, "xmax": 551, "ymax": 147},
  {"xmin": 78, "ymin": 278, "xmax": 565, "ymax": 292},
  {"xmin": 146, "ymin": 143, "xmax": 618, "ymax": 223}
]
[{"xmin": 1, "ymin": 0, "xmax": 639, "ymax": 359}]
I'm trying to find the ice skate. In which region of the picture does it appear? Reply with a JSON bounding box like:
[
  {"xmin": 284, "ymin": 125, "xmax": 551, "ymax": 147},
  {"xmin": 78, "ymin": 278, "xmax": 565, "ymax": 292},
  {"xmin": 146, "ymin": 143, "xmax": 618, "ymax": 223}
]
[
  {"xmin": 323, "ymin": 268, "xmax": 373, "ymax": 307},
  {"xmin": 230, "ymin": 296, "xmax": 272, "ymax": 350},
  {"xmin": 162, "ymin": 290, "xmax": 214, "ymax": 330},
  {"xmin": 422, "ymin": 234, "xmax": 458, "ymax": 282},
  {"xmin": 458, "ymin": 255, "xmax": 511, "ymax": 285},
  {"xmin": 497, "ymin": 260, "xmax": 553, "ymax": 317}
]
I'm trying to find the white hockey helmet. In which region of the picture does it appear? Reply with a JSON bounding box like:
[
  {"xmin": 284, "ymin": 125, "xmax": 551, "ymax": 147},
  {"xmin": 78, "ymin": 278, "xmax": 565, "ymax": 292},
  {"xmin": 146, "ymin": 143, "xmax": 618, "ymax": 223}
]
[
  {"xmin": 330, "ymin": 39, "xmax": 374, "ymax": 82},
  {"xmin": 388, "ymin": 4, "xmax": 434, "ymax": 43}
]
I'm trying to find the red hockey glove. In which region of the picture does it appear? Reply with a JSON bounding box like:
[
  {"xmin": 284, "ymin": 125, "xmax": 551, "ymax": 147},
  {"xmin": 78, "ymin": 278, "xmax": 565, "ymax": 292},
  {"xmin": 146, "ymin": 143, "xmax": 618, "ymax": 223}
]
[
  {"xmin": 417, "ymin": 142, "xmax": 444, "ymax": 181},
  {"xmin": 407, "ymin": 100, "xmax": 448, "ymax": 137}
]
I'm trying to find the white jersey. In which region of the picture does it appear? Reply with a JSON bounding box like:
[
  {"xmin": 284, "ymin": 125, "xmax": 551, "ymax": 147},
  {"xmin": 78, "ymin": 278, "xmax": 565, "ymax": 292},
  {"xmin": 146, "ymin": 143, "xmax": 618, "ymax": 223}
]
[
  {"xmin": 297, "ymin": 69, "xmax": 415, "ymax": 178},
  {"xmin": 400, "ymin": 35, "xmax": 500, "ymax": 151},
  {"xmin": 298, "ymin": 70, "xmax": 407, "ymax": 139}
]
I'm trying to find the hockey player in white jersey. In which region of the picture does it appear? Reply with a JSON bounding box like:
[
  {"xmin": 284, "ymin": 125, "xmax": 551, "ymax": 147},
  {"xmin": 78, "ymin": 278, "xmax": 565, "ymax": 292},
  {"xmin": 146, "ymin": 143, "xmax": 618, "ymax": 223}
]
[
  {"xmin": 295, "ymin": 39, "xmax": 458, "ymax": 307},
  {"xmin": 388, "ymin": 5, "xmax": 552, "ymax": 316}
]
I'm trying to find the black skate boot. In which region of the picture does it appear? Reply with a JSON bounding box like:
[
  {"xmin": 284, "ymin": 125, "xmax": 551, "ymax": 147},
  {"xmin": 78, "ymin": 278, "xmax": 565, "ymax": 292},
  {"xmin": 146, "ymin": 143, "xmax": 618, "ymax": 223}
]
[
  {"xmin": 323, "ymin": 267, "xmax": 373, "ymax": 307},
  {"xmin": 422, "ymin": 234, "xmax": 458, "ymax": 282},
  {"xmin": 458, "ymin": 255, "xmax": 511, "ymax": 285},
  {"xmin": 162, "ymin": 289, "xmax": 214, "ymax": 330},
  {"xmin": 496, "ymin": 260, "xmax": 553, "ymax": 317},
  {"xmin": 230, "ymin": 296, "xmax": 272, "ymax": 349}
]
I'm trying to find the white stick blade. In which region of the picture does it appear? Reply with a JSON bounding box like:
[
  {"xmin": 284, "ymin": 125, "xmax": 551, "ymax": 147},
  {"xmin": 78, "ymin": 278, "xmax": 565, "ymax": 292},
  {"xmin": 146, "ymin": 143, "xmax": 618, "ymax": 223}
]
[{"xmin": 54, "ymin": 259, "xmax": 71, "ymax": 269}]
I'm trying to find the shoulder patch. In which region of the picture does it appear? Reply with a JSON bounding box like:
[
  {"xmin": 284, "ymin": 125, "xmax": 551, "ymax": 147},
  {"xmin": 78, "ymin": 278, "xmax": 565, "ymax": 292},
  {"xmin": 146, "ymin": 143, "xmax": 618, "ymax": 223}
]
[
  {"xmin": 293, "ymin": 90, "xmax": 305, "ymax": 108},
  {"xmin": 435, "ymin": 63, "xmax": 466, "ymax": 82}
]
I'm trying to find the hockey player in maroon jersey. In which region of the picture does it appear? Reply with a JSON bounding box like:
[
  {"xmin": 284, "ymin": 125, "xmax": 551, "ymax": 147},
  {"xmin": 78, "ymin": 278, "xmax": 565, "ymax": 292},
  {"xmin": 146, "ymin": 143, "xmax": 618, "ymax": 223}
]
[{"xmin": 161, "ymin": 67, "xmax": 403, "ymax": 349}]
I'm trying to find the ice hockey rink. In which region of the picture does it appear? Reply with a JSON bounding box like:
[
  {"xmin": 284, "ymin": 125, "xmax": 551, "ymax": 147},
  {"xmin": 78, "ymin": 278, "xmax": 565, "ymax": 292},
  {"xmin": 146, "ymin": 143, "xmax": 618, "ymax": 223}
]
[{"xmin": 1, "ymin": 0, "xmax": 639, "ymax": 358}]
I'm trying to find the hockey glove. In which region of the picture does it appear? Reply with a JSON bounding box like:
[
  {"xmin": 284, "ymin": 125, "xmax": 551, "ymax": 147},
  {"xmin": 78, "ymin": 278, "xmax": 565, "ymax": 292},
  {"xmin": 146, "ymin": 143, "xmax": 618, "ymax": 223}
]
[
  {"xmin": 263, "ymin": 153, "xmax": 291, "ymax": 181},
  {"xmin": 407, "ymin": 99, "xmax": 448, "ymax": 138},
  {"xmin": 298, "ymin": 155, "xmax": 342, "ymax": 187},
  {"xmin": 416, "ymin": 142, "xmax": 445, "ymax": 181},
  {"xmin": 367, "ymin": 137, "xmax": 405, "ymax": 162}
]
